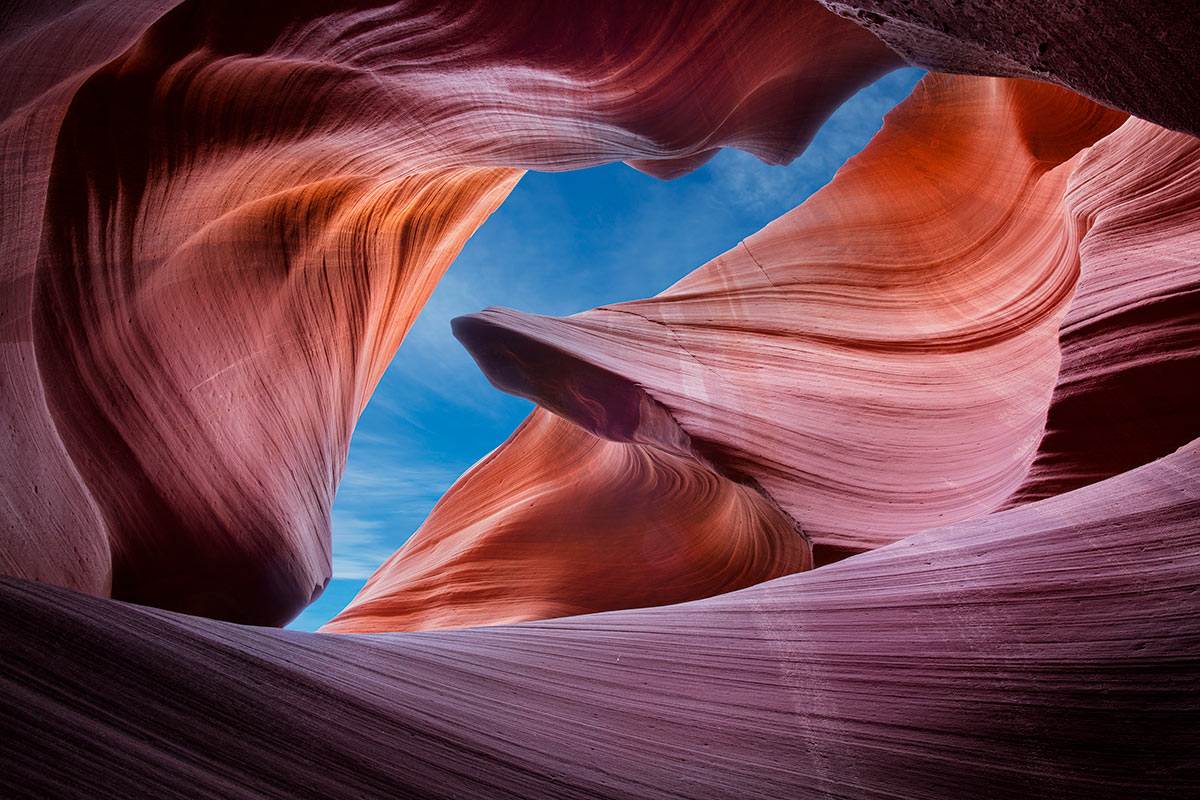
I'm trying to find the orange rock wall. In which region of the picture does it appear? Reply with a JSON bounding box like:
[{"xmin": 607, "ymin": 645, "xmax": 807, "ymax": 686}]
[
  {"xmin": 322, "ymin": 408, "xmax": 809, "ymax": 633},
  {"xmin": 1, "ymin": 0, "xmax": 897, "ymax": 624}
]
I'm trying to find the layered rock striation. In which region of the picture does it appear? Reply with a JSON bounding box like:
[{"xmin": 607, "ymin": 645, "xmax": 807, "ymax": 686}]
[
  {"xmin": 322, "ymin": 407, "xmax": 810, "ymax": 633},
  {"xmin": 5, "ymin": 440, "xmax": 1199, "ymax": 798},
  {"xmin": 447, "ymin": 76, "xmax": 1129, "ymax": 560},
  {"xmin": 1009, "ymin": 118, "xmax": 1200, "ymax": 504},
  {"xmin": 334, "ymin": 73, "xmax": 1197, "ymax": 632},
  {"xmin": 1, "ymin": 0, "xmax": 1198, "ymax": 796},
  {"xmin": 1, "ymin": 0, "xmax": 899, "ymax": 624}
]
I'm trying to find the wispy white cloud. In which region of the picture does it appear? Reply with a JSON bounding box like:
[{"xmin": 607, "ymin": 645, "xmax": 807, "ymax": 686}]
[
  {"xmin": 329, "ymin": 511, "xmax": 397, "ymax": 579},
  {"xmin": 335, "ymin": 458, "xmax": 462, "ymax": 509},
  {"xmin": 328, "ymin": 454, "xmax": 468, "ymax": 579},
  {"xmin": 706, "ymin": 148, "xmax": 819, "ymax": 213}
]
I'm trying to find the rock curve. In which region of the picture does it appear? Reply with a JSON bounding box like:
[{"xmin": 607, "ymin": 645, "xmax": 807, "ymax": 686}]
[
  {"xmin": 0, "ymin": 0, "xmax": 899, "ymax": 623},
  {"xmin": 453, "ymin": 75, "xmax": 1129, "ymax": 558},
  {"xmin": 322, "ymin": 408, "xmax": 810, "ymax": 633},
  {"xmin": 4, "ymin": 438, "xmax": 1198, "ymax": 798}
]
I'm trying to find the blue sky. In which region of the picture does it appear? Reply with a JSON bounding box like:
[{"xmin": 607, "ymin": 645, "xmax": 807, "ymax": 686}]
[{"xmin": 287, "ymin": 68, "xmax": 925, "ymax": 631}]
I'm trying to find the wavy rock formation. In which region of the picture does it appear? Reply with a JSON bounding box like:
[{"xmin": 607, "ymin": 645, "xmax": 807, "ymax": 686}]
[
  {"xmin": 0, "ymin": 0, "xmax": 186, "ymax": 603},
  {"xmin": 451, "ymin": 75, "xmax": 1128, "ymax": 561},
  {"xmin": 334, "ymin": 74, "xmax": 1198, "ymax": 632},
  {"xmin": 1010, "ymin": 118, "xmax": 1200, "ymax": 503},
  {"xmin": 4, "ymin": 440, "xmax": 1198, "ymax": 799},
  {"xmin": 0, "ymin": 0, "xmax": 899, "ymax": 624},
  {"xmin": 322, "ymin": 408, "xmax": 809, "ymax": 633},
  {"xmin": 3, "ymin": 0, "xmax": 1199, "ymax": 795}
]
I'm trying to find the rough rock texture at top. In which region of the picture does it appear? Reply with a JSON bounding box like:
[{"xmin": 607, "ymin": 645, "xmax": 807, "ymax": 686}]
[{"xmin": 819, "ymin": 0, "xmax": 1200, "ymax": 137}]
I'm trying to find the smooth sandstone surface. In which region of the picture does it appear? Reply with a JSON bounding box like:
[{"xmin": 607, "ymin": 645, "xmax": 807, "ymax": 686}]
[
  {"xmin": 0, "ymin": 0, "xmax": 185, "ymax": 601},
  {"xmin": 1010, "ymin": 118, "xmax": 1200, "ymax": 503},
  {"xmin": 322, "ymin": 407, "xmax": 810, "ymax": 633},
  {"xmin": 4, "ymin": 440, "xmax": 1199, "ymax": 798}
]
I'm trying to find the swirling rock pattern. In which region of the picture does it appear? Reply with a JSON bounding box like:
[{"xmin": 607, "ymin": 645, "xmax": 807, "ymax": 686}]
[
  {"xmin": 0, "ymin": 0, "xmax": 185, "ymax": 603},
  {"xmin": 3, "ymin": 440, "xmax": 1198, "ymax": 799},
  {"xmin": 322, "ymin": 408, "xmax": 810, "ymax": 633},
  {"xmin": 0, "ymin": 0, "xmax": 899, "ymax": 624},
  {"xmin": 453, "ymin": 75, "xmax": 1129, "ymax": 561},
  {"xmin": 334, "ymin": 73, "xmax": 1198, "ymax": 634},
  {"xmin": 1010, "ymin": 118, "xmax": 1200, "ymax": 503},
  {"xmin": 2, "ymin": 0, "xmax": 1199, "ymax": 796}
]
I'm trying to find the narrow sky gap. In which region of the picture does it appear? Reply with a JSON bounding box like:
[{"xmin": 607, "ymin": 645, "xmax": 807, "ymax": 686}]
[{"xmin": 287, "ymin": 68, "xmax": 926, "ymax": 632}]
